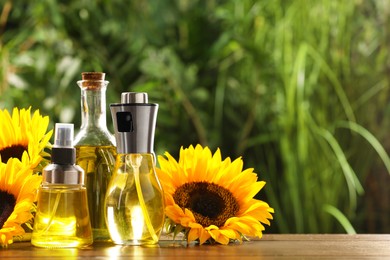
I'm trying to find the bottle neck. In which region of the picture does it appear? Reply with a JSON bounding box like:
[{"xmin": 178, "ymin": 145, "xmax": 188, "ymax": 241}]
[{"xmin": 80, "ymin": 87, "xmax": 108, "ymax": 130}]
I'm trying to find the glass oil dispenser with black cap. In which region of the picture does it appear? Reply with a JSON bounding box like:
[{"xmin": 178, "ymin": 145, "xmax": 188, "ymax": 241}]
[
  {"xmin": 104, "ymin": 92, "xmax": 165, "ymax": 245},
  {"xmin": 32, "ymin": 123, "xmax": 92, "ymax": 248}
]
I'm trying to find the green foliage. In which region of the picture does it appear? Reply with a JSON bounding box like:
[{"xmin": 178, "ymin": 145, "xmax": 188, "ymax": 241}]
[{"xmin": 1, "ymin": 0, "xmax": 390, "ymax": 233}]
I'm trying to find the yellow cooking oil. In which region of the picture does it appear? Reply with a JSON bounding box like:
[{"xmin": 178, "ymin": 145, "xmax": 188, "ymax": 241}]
[
  {"xmin": 104, "ymin": 153, "xmax": 165, "ymax": 245},
  {"xmin": 75, "ymin": 145, "xmax": 116, "ymax": 241},
  {"xmin": 31, "ymin": 186, "xmax": 92, "ymax": 248}
]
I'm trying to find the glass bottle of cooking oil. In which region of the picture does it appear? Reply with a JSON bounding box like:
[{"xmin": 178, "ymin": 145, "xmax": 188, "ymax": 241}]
[
  {"xmin": 74, "ymin": 72, "xmax": 116, "ymax": 241},
  {"xmin": 105, "ymin": 92, "xmax": 164, "ymax": 245},
  {"xmin": 105, "ymin": 153, "xmax": 164, "ymax": 245},
  {"xmin": 32, "ymin": 123, "xmax": 93, "ymax": 248}
]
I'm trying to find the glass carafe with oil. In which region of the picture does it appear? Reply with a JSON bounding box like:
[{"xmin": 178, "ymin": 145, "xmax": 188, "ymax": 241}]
[
  {"xmin": 74, "ymin": 72, "xmax": 116, "ymax": 241},
  {"xmin": 32, "ymin": 123, "xmax": 92, "ymax": 248},
  {"xmin": 105, "ymin": 92, "xmax": 164, "ymax": 245}
]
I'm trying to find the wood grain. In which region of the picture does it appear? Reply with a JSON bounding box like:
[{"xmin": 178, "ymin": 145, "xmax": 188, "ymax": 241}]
[{"xmin": 1, "ymin": 234, "xmax": 389, "ymax": 259}]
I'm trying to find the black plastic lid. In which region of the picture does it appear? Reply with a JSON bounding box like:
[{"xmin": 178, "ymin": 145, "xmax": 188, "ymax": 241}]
[{"xmin": 51, "ymin": 147, "xmax": 76, "ymax": 165}]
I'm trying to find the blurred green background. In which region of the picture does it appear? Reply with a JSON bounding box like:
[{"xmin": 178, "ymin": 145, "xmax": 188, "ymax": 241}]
[{"xmin": 1, "ymin": 0, "xmax": 390, "ymax": 234}]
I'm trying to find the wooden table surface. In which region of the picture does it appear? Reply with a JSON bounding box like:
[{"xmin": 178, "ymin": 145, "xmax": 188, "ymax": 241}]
[{"xmin": 1, "ymin": 234, "xmax": 389, "ymax": 259}]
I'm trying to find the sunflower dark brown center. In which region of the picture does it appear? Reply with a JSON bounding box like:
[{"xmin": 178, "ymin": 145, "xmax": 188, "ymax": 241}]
[
  {"xmin": 0, "ymin": 145, "xmax": 27, "ymax": 163},
  {"xmin": 0, "ymin": 191, "xmax": 17, "ymax": 228},
  {"xmin": 173, "ymin": 181, "xmax": 239, "ymax": 227}
]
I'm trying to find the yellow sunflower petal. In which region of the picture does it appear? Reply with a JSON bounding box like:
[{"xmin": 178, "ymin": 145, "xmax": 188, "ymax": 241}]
[
  {"xmin": 224, "ymin": 217, "xmax": 252, "ymax": 234},
  {"xmin": 233, "ymin": 180, "xmax": 266, "ymax": 204},
  {"xmin": 165, "ymin": 205, "xmax": 197, "ymax": 228},
  {"xmin": 188, "ymin": 145, "xmax": 212, "ymax": 183},
  {"xmin": 0, "ymin": 110, "xmax": 14, "ymax": 149},
  {"xmin": 187, "ymin": 227, "xmax": 201, "ymax": 243},
  {"xmin": 206, "ymin": 226, "xmax": 231, "ymax": 245},
  {"xmin": 225, "ymin": 216, "xmax": 265, "ymax": 237},
  {"xmin": 239, "ymin": 200, "xmax": 274, "ymax": 225},
  {"xmin": 17, "ymin": 174, "xmax": 41, "ymax": 202},
  {"xmin": 166, "ymin": 193, "xmax": 176, "ymax": 206},
  {"xmin": 164, "ymin": 205, "xmax": 184, "ymax": 224},
  {"xmin": 163, "ymin": 152, "xmax": 188, "ymax": 188},
  {"xmin": 199, "ymin": 228, "xmax": 211, "ymax": 244},
  {"xmin": 219, "ymin": 228, "xmax": 241, "ymax": 241},
  {"xmin": 1, "ymin": 228, "xmax": 17, "ymax": 247},
  {"xmin": 181, "ymin": 208, "xmax": 197, "ymax": 226}
]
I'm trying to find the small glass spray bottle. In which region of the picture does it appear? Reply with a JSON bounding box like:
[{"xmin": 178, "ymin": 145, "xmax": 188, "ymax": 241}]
[
  {"xmin": 31, "ymin": 123, "xmax": 93, "ymax": 248},
  {"xmin": 105, "ymin": 92, "xmax": 165, "ymax": 245}
]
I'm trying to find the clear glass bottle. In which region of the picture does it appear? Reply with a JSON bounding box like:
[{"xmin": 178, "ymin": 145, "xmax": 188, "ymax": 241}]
[
  {"xmin": 74, "ymin": 72, "xmax": 116, "ymax": 241},
  {"xmin": 105, "ymin": 153, "xmax": 165, "ymax": 245},
  {"xmin": 105, "ymin": 92, "xmax": 165, "ymax": 245},
  {"xmin": 32, "ymin": 123, "xmax": 93, "ymax": 248}
]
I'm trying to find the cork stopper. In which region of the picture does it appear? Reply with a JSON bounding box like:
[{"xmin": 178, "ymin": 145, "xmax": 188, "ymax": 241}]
[
  {"xmin": 82, "ymin": 72, "xmax": 105, "ymax": 81},
  {"xmin": 78, "ymin": 72, "xmax": 107, "ymax": 89}
]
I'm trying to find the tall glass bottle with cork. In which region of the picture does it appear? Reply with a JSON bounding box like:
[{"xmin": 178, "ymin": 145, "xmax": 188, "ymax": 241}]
[{"xmin": 74, "ymin": 72, "xmax": 116, "ymax": 241}]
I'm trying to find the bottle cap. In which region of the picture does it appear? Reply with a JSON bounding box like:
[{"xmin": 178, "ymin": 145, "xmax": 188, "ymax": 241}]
[
  {"xmin": 51, "ymin": 123, "xmax": 76, "ymax": 165},
  {"xmin": 110, "ymin": 92, "xmax": 158, "ymax": 154},
  {"xmin": 43, "ymin": 123, "xmax": 84, "ymax": 185},
  {"xmin": 82, "ymin": 72, "xmax": 105, "ymax": 81},
  {"xmin": 78, "ymin": 72, "xmax": 108, "ymax": 89},
  {"xmin": 121, "ymin": 92, "xmax": 148, "ymax": 104},
  {"xmin": 54, "ymin": 123, "xmax": 73, "ymax": 148}
]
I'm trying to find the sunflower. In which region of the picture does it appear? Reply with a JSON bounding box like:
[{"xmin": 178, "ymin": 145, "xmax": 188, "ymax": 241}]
[
  {"xmin": 0, "ymin": 107, "xmax": 52, "ymax": 170},
  {"xmin": 156, "ymin": 144, "xmax": 274, "ymax": 245},
  {"xmin": 0, "ymin": 158, "xmax": 42, "ymax": 247}
]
